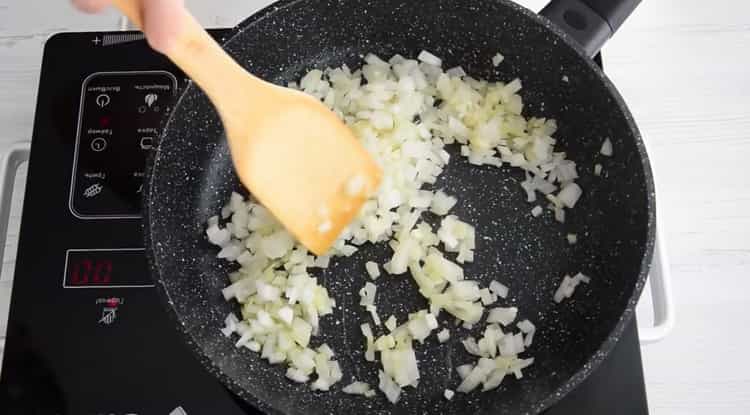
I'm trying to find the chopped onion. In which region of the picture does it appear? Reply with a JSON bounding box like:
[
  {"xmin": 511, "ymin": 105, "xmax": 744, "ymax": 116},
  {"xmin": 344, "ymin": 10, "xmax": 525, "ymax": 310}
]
[
  {"xmin": 457, "ymin": 362, "xmax": 490, "ymax": 393},
  {"xmin": 487, "ymin": 307, "xmax": 518, "ymax": 326},
  {"xmin": 206, "ymin": 51, "xmax": 583, "ymax": 398},
  {"xmin": 462, "ymin": 337, "xmax": 482, "ymax": 356},
  {"xmin": 553, "ymin": 272, "xmax": 591, "ymax": 303},
  {"xmin": 430, "ymin": 190, "xmax": 457, "ymax": 216},
  {"xmin": 343, "ymin": 381, "xmax": 375, "ymax": 397},
  {"xmin": 206, "ymin": 224, "xmax": 231, "ymax": 247},
  {"xmin": 479, "ymin": 288, "xmax": 496, "ymax": 306},
  {"xmin": 557, "ymin": 183, "xmax": 582, "ymax": 208},
  {"xmin": 444, "ymin": 389, "xmax": 455, "ymax": 400},
  {"xmin": 437, "ymin": 328, "xmax": 450, "ymax": 343},
  {"xmin": 361, "ymin": 323, "xmax": 376, "ymax": 362},
  {"xmin": 220, "ymin": 313, "xmax": 239, "ymax": 337},
  {"xmin": 492, "ymin": 53, "xmax": 505, "ymax": 67},
  {"xmin": 567, "ymin": 233, "xmax": 578, "ymax": 244},
  {"xmin": 517, "ymin": 319, "xmax": 535, "ymax": 334},
  {"xmin": 417, "ymin": 50, "xmax": 442, "ymax": 66},
  {"xmin": 594, "ymin": 163, "xmax": 603, "ymax": 176},
  {"xmin": 489, "ymin": 280, "xmax": 509, "ymax": 299},
  {"xmin": 378, "ymin": 370, "xmax": 402, "ymax": 403},
  {"xmin": 359, "ymin": 282, "xmax": 377, "ymax": 307},
  {"xmin": 286, "ymin": 367, "xmax": 310, "ymax": 383},
  {"xmin": 600, "ymin": 137, "xmax": 613, "ymax": 156},
  {"xmin": 365, "ymin": 261, "xmax": 381, "ymax": 280},
  {"xmin": 385, "ymin": 315, "xmax": 398, "ymax": 332}
]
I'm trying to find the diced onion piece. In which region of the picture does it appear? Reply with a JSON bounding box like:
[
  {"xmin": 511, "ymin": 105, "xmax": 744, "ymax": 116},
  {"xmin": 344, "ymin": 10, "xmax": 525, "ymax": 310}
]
[
  {"xmin": 457, "ymin": 362, "xmax": 490, "ymax": 393},
  {"xmin": 444, "ymin": 389, "xmax": 455, "ymax": 400},
  {"xmin": 489, "ymin": 280, "xmax": 509, "ymax": 299},
  {"xmin": 567, "ymin": 233, "xmax": 577, "ymax": 244},
  {"xmin": 408, "ymin": 312, "xmax": 436, "ymax": 343},
  {"xmin": 365, "ymin": 261, "xmax": 381, "ymax": 280},
  {"xmin": 517, "ymin": 319, "xmax": 535, "ymax": 334},
  {"xmin": 286, "ymin": 367, "xmax": 310, "ymax": 383},
  {"xmin": 430, "ymin": 190, "xmax": 457, "ymax": 216},
  {"xmin": 553, "ymin": 272, "xmax": 591, "ymax": 303},
  {"xmin": 557, "ymin": 183, "xmax": 582, "ymax": 208},
  {"xmin": 220, "ymin": 313, "xmax": 239, "ymax": 337},
  {"xmin": 375, "ymin": 334, "xmax": 396, "ymax": 351},
  {"xmin": 531, "ymin": 205, "xmax": 543, "ymax": 217},
  {"xmin": 594, "ymin": 163, "xmax": 603, "ymax": 176},
  {"xmin": 256, "ymin": 281, "xmax": 281, "ymax": 303},
  {"xmin": 573, "ymin": 272, "xmax": 592, "ymax": 284},
  {"xmin": 206, "ymin": 224, "xmax": 231, "ymax": 247},
  {"xmin": 378, "ymin": 370, "xmax": 402, "ymax": 403},
  {"xmin": 359, "ymin": 282, "xmax": 377, "ymax": 307},
  {"xmin": 367, "ymin": 304, "xmax": 382, "ymax": 326},
  {"xmin": 457, "ymin": 363, "xmax": 474, "ymax": 380},
  {"xmin": 260, "ymin": 230, "xmax": 294, "ymax": 259},
  {"xmin": 291, "ymin": 318, "xmax": 312, "ymax": 347},
  {"xmin": 361, "ymin": 323, "xmax": 375, "ymax": 362},
  {"xmin": 482, "ymin": 369, "xmax": 507, "ymax": 391},
  {"xmin": 437, "ymin": 328, "xmax": 450, "ymax": 343},
  {"xmin": 462, "ymin": 337, "xmax": 482, "ymax": 356},
  {"xmin": 417, "ymin": 50, "xmax": 442, "ymax": 66},
  {"xmin": 385, "ymin": 315, "xmax": 398, "ymax": 332},
  {"xmin": 479, "ymin": 288, "xmax": 496, "ymax": 306},
  {"xmin": 600, "ymin": 137, "xmax": 613, "ymax": 156},
  {"xmin": 524, "ymin": 330, "xmax": 536, "ymax": 347},
  {"xmin": 492, "ymin": 53, "xmax": 505, "ymax": 67},
  {"xmin": 343, "ymin": 381, "xmax": 374, "ymax": 396},
  {"xmin": 486, "ymin": 307, "xmax": 518, "ymax": 326},
  {"xmin": 554, "ymin": 206, "xmax": 565, "ymax": 223}
]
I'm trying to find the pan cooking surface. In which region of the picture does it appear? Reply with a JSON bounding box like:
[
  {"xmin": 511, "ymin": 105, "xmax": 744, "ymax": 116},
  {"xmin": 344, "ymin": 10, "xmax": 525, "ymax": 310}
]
[{"xmin": 144, "ymin": 0, "xmax": 654, "ymax": 413}]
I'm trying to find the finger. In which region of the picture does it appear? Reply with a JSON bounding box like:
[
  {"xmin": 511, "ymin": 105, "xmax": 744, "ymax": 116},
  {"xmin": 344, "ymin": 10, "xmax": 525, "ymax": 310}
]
[
  {"xmin": 72, "ymin": 0, "xmax": 111, "ymax": 13},
  {"xmin": 143, "ymin": 0, "xmax": 186, "ymax": 54}
]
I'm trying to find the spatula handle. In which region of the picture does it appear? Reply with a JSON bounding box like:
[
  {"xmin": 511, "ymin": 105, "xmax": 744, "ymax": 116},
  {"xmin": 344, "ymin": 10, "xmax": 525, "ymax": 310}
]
[{"xmin": 111, "ymin": 0, "xmax": 261, "ymax": 132}]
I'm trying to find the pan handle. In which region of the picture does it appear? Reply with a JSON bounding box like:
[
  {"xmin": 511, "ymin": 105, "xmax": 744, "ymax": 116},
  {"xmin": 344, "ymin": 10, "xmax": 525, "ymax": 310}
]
[
  {"xmin": 540, "ymin": 0, "xmax": 641, "ymax": 57},
  {"xmin": 639, "ymin": 225, "xmax": 675, "ymax": 344}
]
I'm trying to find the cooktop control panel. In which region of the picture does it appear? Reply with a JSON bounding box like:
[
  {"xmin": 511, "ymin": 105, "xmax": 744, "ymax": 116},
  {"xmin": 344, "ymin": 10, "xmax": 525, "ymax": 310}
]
[{"xmin": 70, "ymin": 71, "xmax": 177, "ymax": 218}]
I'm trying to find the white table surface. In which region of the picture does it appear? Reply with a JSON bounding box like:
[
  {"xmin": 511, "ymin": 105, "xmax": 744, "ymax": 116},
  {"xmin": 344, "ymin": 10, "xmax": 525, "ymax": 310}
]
[{"xmin": 1, "ymin": 1, "xmax": 749, "ymax": 414}]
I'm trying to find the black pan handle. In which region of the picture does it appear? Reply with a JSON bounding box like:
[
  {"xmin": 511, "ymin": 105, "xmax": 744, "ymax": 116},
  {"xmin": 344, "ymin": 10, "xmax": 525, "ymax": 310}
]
[{"xmin": 540, "ymin": 0, "xmax": 641, "ymax": 57}]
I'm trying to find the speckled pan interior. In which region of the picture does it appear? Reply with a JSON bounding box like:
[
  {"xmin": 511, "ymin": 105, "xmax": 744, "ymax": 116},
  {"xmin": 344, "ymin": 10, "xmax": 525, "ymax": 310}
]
[{"xmin": 143, "ymin": 0, "xmax": 656, "ymax": 414}]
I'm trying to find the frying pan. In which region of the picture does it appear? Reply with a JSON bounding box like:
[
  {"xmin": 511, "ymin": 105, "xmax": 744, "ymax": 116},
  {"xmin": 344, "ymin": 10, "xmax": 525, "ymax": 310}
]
[{"xmin": 143, "ymin": 0, "xmax": 655, "ymax": 413}]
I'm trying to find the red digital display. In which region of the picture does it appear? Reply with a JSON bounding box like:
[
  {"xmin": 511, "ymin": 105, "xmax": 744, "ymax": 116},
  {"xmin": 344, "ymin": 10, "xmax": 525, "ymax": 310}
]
[
  {"xmin": 64, "ymin": 249, "xmax": 152, "ymax": 288},
  {"xmin": 69, "ymin": 259, "xmax": 113, "ymax": 285}
]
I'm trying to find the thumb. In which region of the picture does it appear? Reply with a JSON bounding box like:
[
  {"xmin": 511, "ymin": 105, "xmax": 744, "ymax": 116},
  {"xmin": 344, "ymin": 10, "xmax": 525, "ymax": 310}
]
[
  {"xmin": 142, "ymin": 0, "xmax": 186, "ymax": 54},
  {"xmin": 72, "ymin": 0, "xmax": 111, "ymax": 13}
]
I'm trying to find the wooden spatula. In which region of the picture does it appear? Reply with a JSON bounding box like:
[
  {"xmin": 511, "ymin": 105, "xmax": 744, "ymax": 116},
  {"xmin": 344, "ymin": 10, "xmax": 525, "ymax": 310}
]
[{"xmin": 112, "ymin": 0, "xmax": 382, "ymax": 255}]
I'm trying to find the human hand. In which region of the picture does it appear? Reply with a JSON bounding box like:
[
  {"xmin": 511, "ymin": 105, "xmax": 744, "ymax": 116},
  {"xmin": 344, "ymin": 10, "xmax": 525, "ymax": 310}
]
[{"xmin": 72, "ymin": 0, "xmax": 186, "ymax": 54}]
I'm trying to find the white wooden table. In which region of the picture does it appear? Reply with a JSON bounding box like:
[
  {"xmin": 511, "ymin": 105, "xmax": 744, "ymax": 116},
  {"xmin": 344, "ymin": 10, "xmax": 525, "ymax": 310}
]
[{"xmin": 1, "ymin": 1, "xmax": 749, "ymax": 413}]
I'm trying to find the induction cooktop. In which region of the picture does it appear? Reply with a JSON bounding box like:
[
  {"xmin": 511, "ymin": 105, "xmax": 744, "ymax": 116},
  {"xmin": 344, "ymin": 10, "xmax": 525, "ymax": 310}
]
[{"xmin": 0, "ymin": 30, "xmax": 649, "ymax": 415}]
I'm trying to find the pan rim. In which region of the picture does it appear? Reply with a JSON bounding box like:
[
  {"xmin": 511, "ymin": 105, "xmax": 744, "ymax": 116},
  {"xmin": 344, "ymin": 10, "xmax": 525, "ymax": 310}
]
[{"xmin": 144, "ymin": 0, "xmax": 657, "ymax": 413}]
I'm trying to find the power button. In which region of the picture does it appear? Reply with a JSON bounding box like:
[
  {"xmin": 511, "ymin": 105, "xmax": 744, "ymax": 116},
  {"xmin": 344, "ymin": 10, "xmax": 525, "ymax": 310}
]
[
  {"xmin": 91, "ymin": 137, "xmax": 108, "ymax": 152},
  {"xmin": 95, "ymin": 94, "xmax": 110, "ymax": 108}
]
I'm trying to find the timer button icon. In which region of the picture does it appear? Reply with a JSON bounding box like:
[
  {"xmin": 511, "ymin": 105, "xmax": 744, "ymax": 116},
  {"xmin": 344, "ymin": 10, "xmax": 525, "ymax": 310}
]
[
  {"xmin": 95, "ymin": 94, "xmax": 110, "ymax": 108},
  {"xmin": 91, "ymin": 137, "xmax": 107, "ymax": 152}
]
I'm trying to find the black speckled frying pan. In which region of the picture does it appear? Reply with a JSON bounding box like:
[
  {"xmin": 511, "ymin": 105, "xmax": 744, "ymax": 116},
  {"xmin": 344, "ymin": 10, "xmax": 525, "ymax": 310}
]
[{"xmin": 143, "ymin": 0, "xmax": 654, "ymax": 413}]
